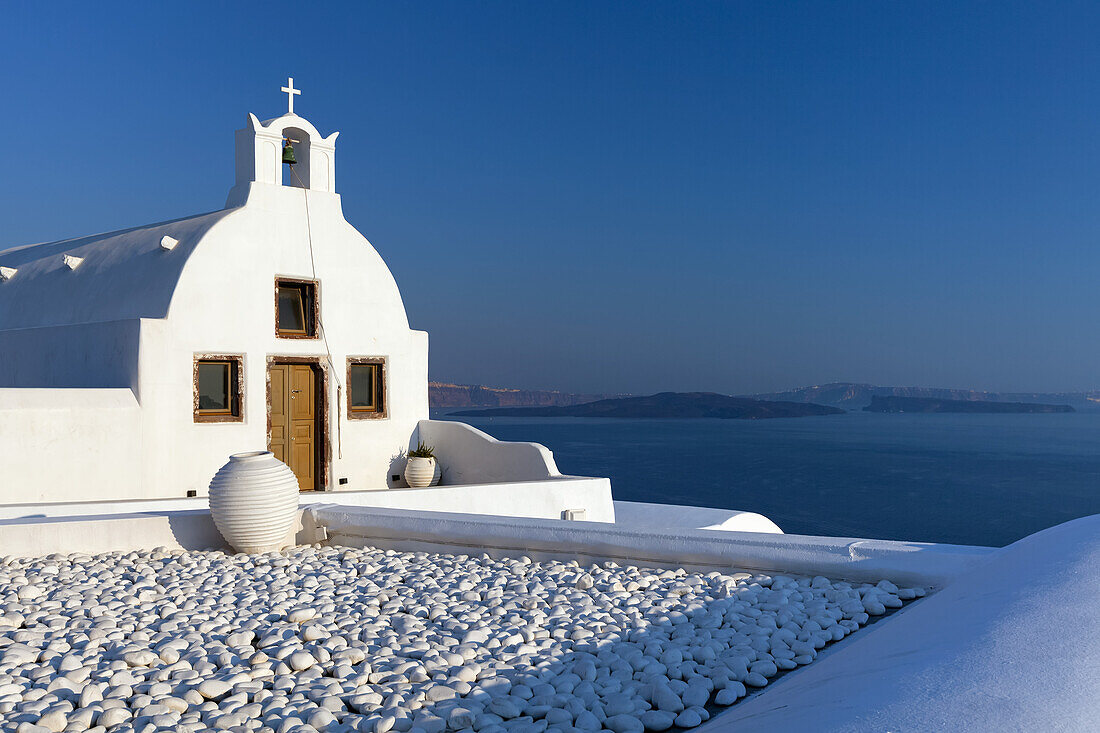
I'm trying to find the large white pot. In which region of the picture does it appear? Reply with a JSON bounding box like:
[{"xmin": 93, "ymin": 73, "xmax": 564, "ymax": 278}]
[
  {"xmin": 405, "ymin": 456, "xmax": 437, "ymax": 488},
  {"xmin": 209, "ymin": 451, "xmax": 299, "ymax": 554}
]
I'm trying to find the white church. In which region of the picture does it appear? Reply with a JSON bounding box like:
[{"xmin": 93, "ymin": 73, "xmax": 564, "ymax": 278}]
[
  {"xmin": 0, "ymin": 80, "xmax": 623, "ymax": 519},
  {"xmin": 0, "ymin": 82, "xmax": 1092, "ymax": 733},
  {"xmin": 0, "ymin": 80, "xmax": 787, "ymax": 534}
]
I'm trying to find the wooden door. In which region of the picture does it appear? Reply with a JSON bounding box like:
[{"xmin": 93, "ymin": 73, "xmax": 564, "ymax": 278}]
[{"xmin": 268, "ymin": 363, "xmax": 317, "ymax": 490}]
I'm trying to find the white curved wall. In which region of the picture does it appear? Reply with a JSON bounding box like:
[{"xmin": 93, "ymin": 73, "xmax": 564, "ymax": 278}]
[{"xmin": 416, "ymin": 419, "xmax": 561, "ymax": 484}]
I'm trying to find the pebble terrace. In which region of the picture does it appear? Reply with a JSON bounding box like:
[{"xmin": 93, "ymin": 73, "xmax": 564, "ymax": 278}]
[{"xmin": 0, "ymin": 545, "xmax": 925, "ymax": 733}]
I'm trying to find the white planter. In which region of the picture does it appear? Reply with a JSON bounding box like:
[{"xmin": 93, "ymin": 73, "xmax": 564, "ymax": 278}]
[
  {"xmin": 208, "ymin": 451, "xmax": 300, "ymax": 554},
  {"xmin": 405, "ymin": 456, "xmax": 437, "ymax": 488}
]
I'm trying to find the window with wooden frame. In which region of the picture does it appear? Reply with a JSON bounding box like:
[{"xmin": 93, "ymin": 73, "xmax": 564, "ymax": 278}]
[
  {"xmin": 347, "ymin": 358, "xmax": 386, "ymax": 419},
  {"xmin": 194, "ymin": 356, "xmax": 243, "ymax": 422},
  {"xmin": 276, "ymin": 279, "xmax": 318, "ymax": 338}
]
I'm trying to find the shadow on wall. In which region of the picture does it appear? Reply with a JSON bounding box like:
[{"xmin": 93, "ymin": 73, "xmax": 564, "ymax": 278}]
[
  {"xmin": 166, "ymin": 510, "xmax": 231, "ymax": 552},
  {"xmin": 389, "ymin": 451, "xmax": 407, "ymax": 488}
]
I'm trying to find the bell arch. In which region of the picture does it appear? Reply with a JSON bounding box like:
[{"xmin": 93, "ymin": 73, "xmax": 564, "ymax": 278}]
[
  {"xmin": 282, "ymin": 126, "xmax": 312, "ymax": 189},
  {"xmin": 234, "ymin": 113, "xmax": 339, "ymax": 194}
]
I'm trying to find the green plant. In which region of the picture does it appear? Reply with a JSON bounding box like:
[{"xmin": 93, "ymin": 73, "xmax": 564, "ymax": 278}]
[{"xmin": 408, "ymin": 442, "xmax": 436, "ymax": 459}]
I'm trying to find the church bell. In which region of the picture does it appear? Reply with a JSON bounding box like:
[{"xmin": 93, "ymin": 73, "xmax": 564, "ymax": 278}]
[{"xmin": 282, "ymin": 140, "xmax": 297, "ymax": 165}]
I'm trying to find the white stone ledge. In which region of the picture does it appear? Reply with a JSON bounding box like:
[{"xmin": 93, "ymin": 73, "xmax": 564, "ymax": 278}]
[
  {"xmin": 309, "ymin": 477, "xmax": 615, "ymax": 523},
  {"xmin": 309, "ymin": 505, "xmax": 995, "ymax": 587},
  {"xmin": 0, "ymin": 509, "xmax": 230, "ymax": 557},
  {"xmin": 0, "ymin": 498, "xmax": 994, "ymax": 589},
  {"xmin": 0, "ymin": 496, "xmax": 209, "ymax": 522},
  {"xmin": 0, "ymin": 475, "xmax": 615, "ymax": 524}
]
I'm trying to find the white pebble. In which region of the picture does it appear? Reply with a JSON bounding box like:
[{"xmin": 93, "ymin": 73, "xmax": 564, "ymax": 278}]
[
  {"xmin": 715, "ymin": 682, "xmax": 746, "ymax": 705},
  {"xmin": 197, "ymin": 679, "xmax": 232, "ymax": 700},
  {"xmin": 287, "ymin": 607, "xmax": 317, "ymax": 623},
  {"xmin": 122, "ymin": 650, "xmax": 157, "ymax": 667},
  {"xmin": 0, "ymin": 545, "xmax": 913, "ymax": 733},
  {"xmin": 674, "ymin": 709, "xmax": 703, "ymax": 728},
  {"xmin": 289, "ymin": 651, "xmax": 316, "ymax": 671},
  {"xmin": 605, "ymin": 714, "xmax": 645, "ymax": 733},
  {"xmin": 17, "ymin": 585, "xmax": 43, "ymax": 600},
  {"xmin": 745, "ymin": 672, "xmax": 769, "ymax": 687},
  {"xmin": 641, "ymin": 710, "xmax": 675, "ymax": 731}
]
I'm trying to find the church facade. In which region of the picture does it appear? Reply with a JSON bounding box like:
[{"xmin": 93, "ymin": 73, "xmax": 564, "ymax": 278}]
[{"xmin": 0, "ymin": 85, "xmax": 434, "ymax": 502}]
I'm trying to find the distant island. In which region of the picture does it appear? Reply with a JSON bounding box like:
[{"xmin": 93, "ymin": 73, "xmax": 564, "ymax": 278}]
[
  {"xmin": 434, "ymin": 379, "xmax": 1100, "ymax": 412},
  {"xmin": 747, "ymin": 382, "xmax": 1100, "ymax": 411},
  {"xmin": 452, "ymin": 392, "xmax": 843, "ymax": 420},
  {"xmin": 863, "ymin": 396, "xmax": 1075, "ymax": 414},
  {"xmin": 430, "ymin": 382, "xmax": 624, "ymax": 408}
]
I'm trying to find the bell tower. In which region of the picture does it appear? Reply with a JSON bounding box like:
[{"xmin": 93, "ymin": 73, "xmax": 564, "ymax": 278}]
[{"xmin": 230, "ymin": 78, "xmax": 339, "ymax": 202}]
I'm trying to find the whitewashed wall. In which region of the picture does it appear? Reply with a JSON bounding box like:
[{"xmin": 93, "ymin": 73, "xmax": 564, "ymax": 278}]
[
  {"xmin": 0, "ymin": 389, "xmax": 142, "ymax": 502},
  {"xmin": 0, "ymin": 113, "xmax": 432, "ymax": 502},
  {"xmin": 0, "ymin": 321, "xmax": 139, "ymax": 388},
  {"xmin": 139, "ymin": 183, "xmax": 430, "ymax": 497}
]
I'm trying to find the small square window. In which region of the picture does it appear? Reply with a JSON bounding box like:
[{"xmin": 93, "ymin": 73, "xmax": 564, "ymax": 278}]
[
  {"xmin": 348, "ymin": 359, "xmax": 386, "ymax": 419},
  {"xmin": 194, "ymin": 356, "xmax": 243, "ymax": 422},
  {"xmin": 276, "ymin": 279, "xmax": 317, "ymax": 338}
]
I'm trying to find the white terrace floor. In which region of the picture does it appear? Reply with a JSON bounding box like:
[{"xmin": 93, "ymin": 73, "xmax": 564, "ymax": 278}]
[{"xmin": 0, "ymin": 545, "xmax": 918, "ymax": 733}]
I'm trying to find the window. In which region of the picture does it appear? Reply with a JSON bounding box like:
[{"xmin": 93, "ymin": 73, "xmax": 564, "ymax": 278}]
[
  {"xmin": 347, "ymin": 358, "xmax": 386, "ymax": 419},
  {"xmin": 276, "ymin": 279, "xmax": 317, "ymax": 338},
  {"xmin": 194, "ymin": 356, "xmax": 243, "ymax": 422}
]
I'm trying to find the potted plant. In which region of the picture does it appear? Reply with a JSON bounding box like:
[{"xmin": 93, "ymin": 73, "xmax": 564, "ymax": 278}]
[{"xmin": 404, "ymin": 442, "xmax": 439, "ymax": 488}]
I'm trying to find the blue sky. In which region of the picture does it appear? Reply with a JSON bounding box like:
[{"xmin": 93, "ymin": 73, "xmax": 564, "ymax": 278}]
[{"xmin": 4, "ymin": 2, "xmax": 1100, "ymax": 394}]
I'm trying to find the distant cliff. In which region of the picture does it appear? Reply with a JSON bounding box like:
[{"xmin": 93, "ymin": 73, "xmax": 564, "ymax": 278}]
[
  {"xmin": 863, "ymin": 396, "xmax": 1075, "ymax": 414},
  {"xmin": 430, "ymin": 382, "xmax": 624, "ymax": 409},
  {"xmin": 453, "ymin": 392, "xmax": 844, "ymax": 419},
  {"xmin": 749, "ymin": 382, "xmax": 1100, "ymax": 410}
]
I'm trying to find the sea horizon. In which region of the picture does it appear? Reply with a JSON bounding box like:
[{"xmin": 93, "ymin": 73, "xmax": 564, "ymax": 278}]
[{"xmin": 435, "ymin": 409, "xmax": 1100, "ymax": 548}]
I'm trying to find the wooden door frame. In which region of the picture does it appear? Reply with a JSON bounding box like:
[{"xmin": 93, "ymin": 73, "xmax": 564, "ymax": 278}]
[{"xmin": 266, "ymin": 356, "xmax": 329, "ymax": 491}]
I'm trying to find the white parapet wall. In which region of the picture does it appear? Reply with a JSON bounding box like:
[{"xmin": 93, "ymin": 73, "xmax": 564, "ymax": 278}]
[
  {"xmin": 309, "ymin": 504, "xmax": 995, "ymax": 588},
  {"xmin": 0, "ymin": 510, "xmax": 230, "ymax": 558},
  {"xmin": 0, "ymin": 479, "xmax": 615, "ymax": 526},
  {"xmin": 311, "ymin": 480, "xmax": 616, "ymax": 524},
  {"xmin": 416, "ymin": 419, "xmax": 562, "ymax": 483},
  {"xmin": 0, "ymin": 498, "xmax": 993, "ymax": 588}
]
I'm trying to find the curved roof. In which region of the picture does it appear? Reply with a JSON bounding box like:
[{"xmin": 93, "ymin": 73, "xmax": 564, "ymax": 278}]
[{"xmin": 0, "ymin": 209, "xmax": 234, "ymax": 330}]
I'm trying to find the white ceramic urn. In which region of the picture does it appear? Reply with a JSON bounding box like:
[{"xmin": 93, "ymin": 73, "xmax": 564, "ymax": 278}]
[
  {"xmin": 405, "ymin": 456, "xmax": 437, "ymax": 488},
  {"xmin": 208, "ymin": 451, "xmax": 300, "ymax": 554}
]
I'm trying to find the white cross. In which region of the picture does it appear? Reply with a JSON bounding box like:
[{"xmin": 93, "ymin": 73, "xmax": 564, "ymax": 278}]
[{"xmin": 281, "ymin": 77, "xmax": 301, "ymax": 115}]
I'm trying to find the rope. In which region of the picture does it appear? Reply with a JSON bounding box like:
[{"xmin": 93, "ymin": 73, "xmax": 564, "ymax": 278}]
[{"xmin": 289, "ymin": 162, "xmax": 343, "ymax": 462}]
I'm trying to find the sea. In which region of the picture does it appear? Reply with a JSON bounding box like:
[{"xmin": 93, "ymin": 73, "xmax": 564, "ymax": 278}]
[{"xmin": 433, "ymin": 410, "xmax": 1100, "ymax": 548}]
